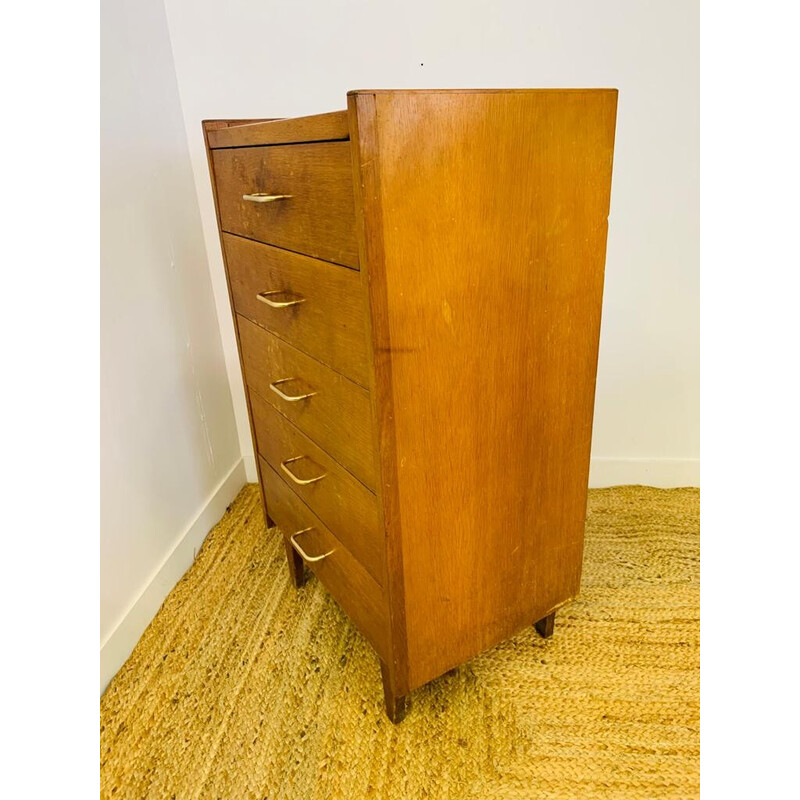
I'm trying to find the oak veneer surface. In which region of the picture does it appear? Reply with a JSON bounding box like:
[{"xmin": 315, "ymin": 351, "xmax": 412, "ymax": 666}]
[
  {"xmin": 261, "ymin": 462, "xmax": 391, "ymax": 663},
  {"xmin": 238, "ymin": 316, "xmax": 376, "ymax": 490},
  {"xmin": 207, "ymin": 110, "xmax": 349, "ymax": 148},
  {"xmin": 212, "ymin": 141, "xmax": 358, "ymax": 268},
  {"xmin": 250, "ymin": 392, "xmax": 383, "ymax": 585},
  {"xmin": 202, "ymin": 118, "xmax": 276, "ymax": 132},
  {"xmin": 349, "ymin": 90, "xmax": 617, "ymax": 690},
  {"xmin": 223, "ymin": 233, "xmax": 369, "ymax": 385}
]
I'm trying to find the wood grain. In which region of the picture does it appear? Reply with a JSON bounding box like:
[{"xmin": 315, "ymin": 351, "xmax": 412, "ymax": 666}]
[
  {"xmin": 203, "ymin": 118, "xmax": 277, "ymax": 132},
  {"xmin": 207, "ymin": 110, "xmax": 348, "ymax": 148},
  {"xmin": 223, "ymin": 233, "xmax": 369, "ymax": 386},
  {"xmin": 238, "ymin": 316, "xmax": 376, "ymax": 490},
  {"xmin": 262, "ymin": 462, "xmax": 390, "ymax": 663},
  {"xmin": 213, "ymin": 141, "xmax": 358, "ymax": 268},
  {"xmin": 251, "ymin": 391, "xmax": 383, "ymax": 585},
  {"xmin": 351, "ymin": 90, "xmax": 617, "ymax": 691}
]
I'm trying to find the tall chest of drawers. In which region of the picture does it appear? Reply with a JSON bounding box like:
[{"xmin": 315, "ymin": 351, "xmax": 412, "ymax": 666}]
[{"xmin": 203, "ymin": 89, "xmax": 618, "ymax": 722}]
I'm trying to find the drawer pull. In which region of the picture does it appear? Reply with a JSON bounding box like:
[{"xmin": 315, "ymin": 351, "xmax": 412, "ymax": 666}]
[
  {"xmin": 242, "ymin": 192, "xmax": 293, "ymax": 203},
  {"xmin": 290, "ymin": 528, "xmax": 334, "ymax": 563},
  {"xmin": 256, "ymin": 290, "xmax": 306, "ymax": 309},
  {"xmin": 281, "ymin": 456, "xmax": 327, "ymax": 486},
  {"xmin": 269, "ymin": 378, "xmax": 317, "ymax": 402}
]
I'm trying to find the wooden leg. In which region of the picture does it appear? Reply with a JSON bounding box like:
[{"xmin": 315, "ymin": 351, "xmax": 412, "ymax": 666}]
[
  {"xmin": 534, "ymin": 611, "xmax": 556, "ymax": 639},
  {"xmin": 283, "ymin": 537, "xmax": 305, "ymax": 589},
  {"xmin": 259, "ymin": 487, "xmax": 275, "ymax": 529},
  {"xmin": 380, "ymin": 661, "xmax": 408, "ymax": 724}
]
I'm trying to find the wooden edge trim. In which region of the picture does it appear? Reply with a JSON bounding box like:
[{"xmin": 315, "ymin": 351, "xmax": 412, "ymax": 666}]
[
  {"xmin": 202, "ymin": 118, "xmax": 277, "ymax": 132},
  {"xmin": 201, "ymin": 121, "xmax": 271, "ymax": 525},
  {"xmin": 207, "ymin": 110, "xmax": 349, "ymax": 149},
  {"xmin": 347, "ymin": 93, "xmax": 411, "ymax": 696}
]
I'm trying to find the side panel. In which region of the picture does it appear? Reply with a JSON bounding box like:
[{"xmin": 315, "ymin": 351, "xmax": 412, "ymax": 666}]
[{"xmin": 361, "ymin": 90, "xmax": 618, "ymax": 690}]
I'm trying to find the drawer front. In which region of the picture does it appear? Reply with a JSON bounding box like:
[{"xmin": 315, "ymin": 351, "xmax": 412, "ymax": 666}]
[
  {"xmin": 239, "ymin": 316, "xmax": 376, "ymax": 490},
  {"xmin": 212, "ymin": 141, "xmax": 358, "ymax": 268},
  {"xmin": 263, "ymin": 462, "xmax": 390, "ymax": 662},
  {"xmin": 224, "ymin": 234, "xmax": 369, "ymax": 386},
  {"xmin": 252, "ymin": 393, "xmax": 383, "ymax": 585}
]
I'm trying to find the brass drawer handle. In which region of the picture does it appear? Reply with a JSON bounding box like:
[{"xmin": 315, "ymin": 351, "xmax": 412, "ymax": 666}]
[
  {"xmin": 281, "ymin": 456, "xmax": 327, "ymax": 486},
  {"xmin": 290, "ymin": 528, "xmax": 334, "ymax": 563},
  {"xmin": 256, "ymin": 290, "xmax": 306, "ymax": 308},
  {"xmin": 269, "ymin": 378, "xmax": 317, "ymax": 402},
  {"xmin": 242, "ymin": 193, "xmax": 293, "ymax": 203}
]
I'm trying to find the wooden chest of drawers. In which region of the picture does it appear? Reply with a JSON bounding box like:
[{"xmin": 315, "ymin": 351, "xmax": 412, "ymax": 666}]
[{"xmin": 203, "ymin": 90, "xmax": 618, "ymax": 722}]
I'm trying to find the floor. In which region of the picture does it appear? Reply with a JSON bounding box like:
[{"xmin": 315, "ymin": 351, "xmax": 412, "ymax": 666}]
[{"xmin": 100, "ymin": 484, "xmax": 700, "ymax": 799}]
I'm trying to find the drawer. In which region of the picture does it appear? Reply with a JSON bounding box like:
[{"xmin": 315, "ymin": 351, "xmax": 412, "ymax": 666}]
[
  {"xmin": 224, "ymin": 234, "xmax": 369, "ymax": 386},
  {"xmin": 251, "ymin": 391, "xmax": 383, "ymax": 584},
  {"xmin": 263, "ymin": 463, "xmax": 390, "ymax": 662},
  {"xmin": 212, "ymin": 141, "xmax": 358, "ymax": 268},
  {"xmin": 239, "ymin": 316, "xmax": 376, "ymax": 490}
]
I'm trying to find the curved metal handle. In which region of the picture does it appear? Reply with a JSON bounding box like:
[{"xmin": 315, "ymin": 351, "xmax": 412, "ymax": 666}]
[
  {"xmin": 242, "ymin": 193, "xmax": 293, "ymax": 203},
  {"xmin": 269, "ymin": 378, "xmax": 317, "ymax": 402},
  {"xmin": 256, "ymin": 290, "xmax": 306, "ymax": 308},
  {"xmin": 290, "ymin": 528, "xmax": 334, "ymax": 562},
  {"xmin": 281, "ymin": 456, "xmax": 327, "ymax": 486}
]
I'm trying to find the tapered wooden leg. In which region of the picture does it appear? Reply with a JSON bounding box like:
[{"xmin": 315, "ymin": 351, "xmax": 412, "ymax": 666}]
[
  {"xmin": 534, "ymin": 611, "xmax": 556, "ymax": 639},
  {"xmin": 259, "ymin": 488, "xmax": 275, "ymax": 529},
  {"xmin": 283, "ymin": 537, "xmax": 305, "ymax": 589},
  {"xmin": 380, "ymin": 661, "xmax": 408, "ymax": 724}
]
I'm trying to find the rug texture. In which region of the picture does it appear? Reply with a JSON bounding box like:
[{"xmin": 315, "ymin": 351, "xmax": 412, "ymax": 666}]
[{"xmin": 100, "ymin": 484, "xmax": 699, "ymax": 799}]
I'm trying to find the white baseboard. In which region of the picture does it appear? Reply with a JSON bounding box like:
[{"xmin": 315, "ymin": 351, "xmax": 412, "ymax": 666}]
[
  {"xmin": 100, "ymin": 458, "xmax": 247, "ymax": 694},
  {"xmin": 589, "ymin": 457, "xmax": 699, "ymax": 488}
]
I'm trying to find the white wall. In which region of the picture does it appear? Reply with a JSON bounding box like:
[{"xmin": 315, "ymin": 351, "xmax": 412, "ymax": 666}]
[
  {"xmin": 163, "ymin": 0, "xmax": 699, "ymax": 487},
  {"xmin": 100, "ymin": 0, "xmax": 245, "ymax": 691}
]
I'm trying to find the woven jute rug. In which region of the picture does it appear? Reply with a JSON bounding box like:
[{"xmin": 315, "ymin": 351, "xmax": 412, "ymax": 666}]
[{"xmin": 100, "ymin": 484, "xmax": 699, "ymax": 799}]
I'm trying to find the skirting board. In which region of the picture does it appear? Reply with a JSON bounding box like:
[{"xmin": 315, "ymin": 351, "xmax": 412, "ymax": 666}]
[
  {"xmin": 589, "ymin": 457, "xmax": 699, "ymax": 488},
  {"xmin": 100, "ymin": 458, "xmax": 247, "ymax": 694}
]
